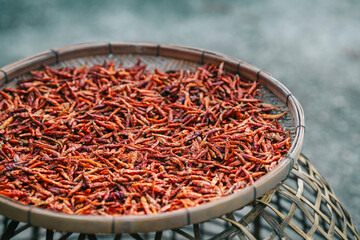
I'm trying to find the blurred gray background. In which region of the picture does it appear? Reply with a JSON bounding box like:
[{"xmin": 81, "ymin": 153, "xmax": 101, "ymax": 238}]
[{"xmin": 1, "ymin": 0, "xmax": 359, "ymax": 232}]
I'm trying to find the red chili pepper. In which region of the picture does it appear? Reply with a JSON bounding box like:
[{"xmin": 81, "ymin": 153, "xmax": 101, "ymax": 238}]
[{"xmin": 0, "ymin": 61, "xmax": 290, "ymax": 216}]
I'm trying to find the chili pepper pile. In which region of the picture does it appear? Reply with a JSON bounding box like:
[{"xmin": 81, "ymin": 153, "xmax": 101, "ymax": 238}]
[{"xmin": 0, "ymin": 61, "xmax": 291, "ymax": 215}]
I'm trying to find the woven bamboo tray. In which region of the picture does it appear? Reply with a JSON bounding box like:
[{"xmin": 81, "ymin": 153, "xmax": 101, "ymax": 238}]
[{"xmin": 0, "ymin": 42, "xmax": 305, "ymax": 234}]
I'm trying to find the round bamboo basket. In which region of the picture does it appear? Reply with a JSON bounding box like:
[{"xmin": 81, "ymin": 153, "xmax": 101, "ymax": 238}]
[{"xmin": 0, "ymin": 42, "xmax": 305, "ymax": 234}]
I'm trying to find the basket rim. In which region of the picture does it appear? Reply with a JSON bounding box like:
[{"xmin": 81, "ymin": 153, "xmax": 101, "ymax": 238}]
[{"xmin": 0, "ymin": 42, "xmax": 305, "ymax": 234}]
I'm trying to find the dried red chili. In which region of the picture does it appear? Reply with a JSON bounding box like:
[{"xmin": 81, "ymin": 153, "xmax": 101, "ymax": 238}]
[{"xmin": 0, "ymin": 61, "xmax": 291, "ymax": 215}]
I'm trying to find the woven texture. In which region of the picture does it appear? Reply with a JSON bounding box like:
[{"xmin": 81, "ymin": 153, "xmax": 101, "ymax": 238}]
[
  {"xmin": 1, "ymin": 154, "xmax": 358, "ymax": 239},
  {"xmin": 0, "ymin": 43, "xmax": 305, "ymax": 233}
]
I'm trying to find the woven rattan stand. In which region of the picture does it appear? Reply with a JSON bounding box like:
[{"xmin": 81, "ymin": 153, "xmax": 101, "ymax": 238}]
[
  {"xmin": 1, "ymin": 154, "xmax": 359, "ymax": 239},
  {"xmin": 0, "ymin": 42, "xmax": 357, "ymax": 239}
]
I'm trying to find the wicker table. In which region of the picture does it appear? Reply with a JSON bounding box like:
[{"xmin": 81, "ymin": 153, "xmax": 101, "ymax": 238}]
[
  {"xmin": 0, "ymin": 42, "xmax": 357, "ymax": 239},
  {"xmin": 1, "ymin": 153, "xmax": 358, "ymax": 240}
]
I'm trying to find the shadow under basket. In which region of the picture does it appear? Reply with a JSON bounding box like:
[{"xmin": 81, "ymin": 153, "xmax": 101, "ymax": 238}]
[{"xmin": 0, "ymin": 42, "xmax": 305, "ymax": 234}]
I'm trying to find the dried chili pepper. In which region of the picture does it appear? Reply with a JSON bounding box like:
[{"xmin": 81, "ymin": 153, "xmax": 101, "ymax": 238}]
[{"xmin": 0, "ymin": 61, "xmax": 291, "ymax": 215}]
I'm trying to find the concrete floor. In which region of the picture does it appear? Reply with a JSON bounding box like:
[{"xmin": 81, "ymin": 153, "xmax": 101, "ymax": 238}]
[{"xmin": 1, "ymin": 0, "xmax": 360, "ymax": 233}]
